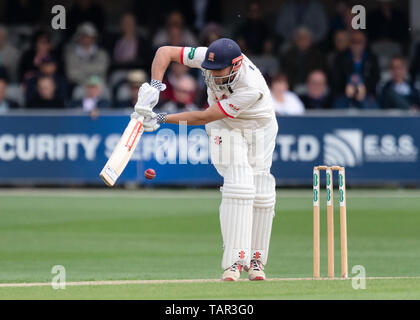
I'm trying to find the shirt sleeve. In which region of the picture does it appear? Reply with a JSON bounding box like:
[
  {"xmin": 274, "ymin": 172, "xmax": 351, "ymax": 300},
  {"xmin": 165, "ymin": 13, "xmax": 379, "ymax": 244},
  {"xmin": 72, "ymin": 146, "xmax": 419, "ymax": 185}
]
[
  {"xmin": 180, "ymin": 47, "xmax": 207, "ymax": 68},
  {"xmin": 217, "ymin": 89, "xmax": 262, "ymax": 118}
]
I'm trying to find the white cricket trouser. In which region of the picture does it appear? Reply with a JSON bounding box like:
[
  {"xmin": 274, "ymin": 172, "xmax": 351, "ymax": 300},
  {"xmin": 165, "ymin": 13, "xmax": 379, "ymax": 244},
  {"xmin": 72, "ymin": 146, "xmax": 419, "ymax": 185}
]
[{"xmin": 205, "ymin": 116, "xmax": 278, "ymax": 269}]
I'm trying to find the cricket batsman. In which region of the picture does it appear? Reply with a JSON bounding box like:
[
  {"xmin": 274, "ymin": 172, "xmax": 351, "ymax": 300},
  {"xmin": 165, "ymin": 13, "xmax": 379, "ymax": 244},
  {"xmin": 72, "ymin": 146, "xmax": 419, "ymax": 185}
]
[{"xmin": 132, "ymin": 38, "xmax": 278, "ymax": 281}]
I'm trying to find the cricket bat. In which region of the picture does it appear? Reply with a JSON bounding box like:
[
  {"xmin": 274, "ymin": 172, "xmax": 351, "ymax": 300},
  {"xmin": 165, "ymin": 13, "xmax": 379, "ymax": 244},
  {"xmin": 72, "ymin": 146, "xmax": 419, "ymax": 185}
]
[{"xmin": 100, "ymin": 117, "xmax": 144, "ymax": 187}]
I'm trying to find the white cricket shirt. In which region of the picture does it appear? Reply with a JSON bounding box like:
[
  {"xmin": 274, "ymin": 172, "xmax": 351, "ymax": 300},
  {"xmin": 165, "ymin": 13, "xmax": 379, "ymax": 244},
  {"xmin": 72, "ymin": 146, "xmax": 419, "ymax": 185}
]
[{"xmin": 180, "ymin": 46, "xmax": 276, "ymax": 129}]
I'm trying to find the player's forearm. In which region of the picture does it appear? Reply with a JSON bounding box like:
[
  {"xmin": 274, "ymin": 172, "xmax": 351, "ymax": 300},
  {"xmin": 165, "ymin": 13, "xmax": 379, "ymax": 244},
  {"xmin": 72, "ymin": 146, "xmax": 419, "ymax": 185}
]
[
  {"xmin": 164, "ymin": 103, "xmax": 226, "ymax": 125},
  {"xmin": 166, "ymin": 111, "xmax": 208, "ymax": 125},
  {"xmin": 151, "ymin": 47, "xmax": 172, "ymax": 81}
]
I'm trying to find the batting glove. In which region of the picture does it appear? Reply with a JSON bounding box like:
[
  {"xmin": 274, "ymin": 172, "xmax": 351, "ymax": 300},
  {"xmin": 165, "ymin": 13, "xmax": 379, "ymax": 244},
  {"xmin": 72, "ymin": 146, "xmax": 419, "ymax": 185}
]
[
  {"xmin": 141, "ymin": 112, "xmax": 160, "ymax": 132},
  {"xmin": 134, "ymin": 81, "xmax": 166, "ymax": 116}
]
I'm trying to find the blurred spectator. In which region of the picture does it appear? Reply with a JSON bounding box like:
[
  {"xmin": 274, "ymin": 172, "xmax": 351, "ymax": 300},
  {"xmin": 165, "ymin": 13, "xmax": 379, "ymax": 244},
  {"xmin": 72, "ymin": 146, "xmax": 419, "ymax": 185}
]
[
  {"xmin": 4, "ymin": 0, "xmax": 42, "ymax": 26},
  {"xmin": 234, "ymin": 2, "xmax": 270, "ymax": 55},
  {"xmin": 250, "ymin": 41, "xmax": 280, "ymax": 82},
  {"xmin": 371, "ymin": 41, "xmax": 402, "ymax": 75},
  {"xmin": 270, "ymin": 73, "xmax": 305, "ymax": 115},
  {"xmin": 0, "ymin": 26, "xmax": 20, "ymax": 82},
  {"xmin": 196, "ymin": 23, "xmax": 223, "ymax": 106},
  {"xmin": 116, "ymin": 70, "xmax": 148, "ymax": 108},
  {"xmin": 367, "ymin": 0, "xmax": 406, "ymax": 71},
  {"xmin": 275, "ymin": 0, "xmax": 328, "ymax": 44},
  {"xmin": 134, "ymin": 0, "xmax": 221, "ymax": 32},
  {"xmin": 281, "ymin": 27, "xmax": 327, "ymax": 91},
  {"xmin": 0, "ymin": 76, "xmax": 19, "ymax": 113},
  {"xmin": 65, "ymin": 23, "xmax": 110, "ymax": 86},
  {"xmin": 69, "ymin": 75, "xmax": 111, "ymax": 111},
  {"xmin": 327, "ymin": 30, "xmax": 350, "ymax": 70},
  {"xmin": 111, "ymin": 13, "xmax": 152, "ymax": 70},
  {"xmin": 24, "ymin": 56, "xmax": 68, "ymax": 104},
  {"xmin": 300, "ymin": 70, "xmax": 331, "ymax": 109},
  {"xmin": 409, "ymin": 43, "xmax": 420, "ymax": 87},
  {"xmin": 26, "ymin": 76, "xmax": 65, "ymax": 109},
  {"xmin": 67, "ymin": 0, "xmax": 106, "ymax": 39},
  {"xmin": 367, "ymin": 0, "xmax": 409, "ymax": 50},
  {"xmin": 380, "ymin": 56, "xmax": 420, "ymax": 111},
  {"xmin": 331, "ymin": 30, "xmax": 380, "ymax": 109},
  {"xmin": 152, "ymin": 11, "xmax": 198, "ymax": 49},
  {"xmin": 329, "ymin": 0, "xmax": 353, "ymax": 35},
  {"xmin": 157, "ymin": 75, "xmax": 198, "ymax": 113},
  {"xmin": 18, "ymin": 30, "xmax": 54, "ymax": 82},
  {"xmin": 161, "ymin": 63, "xmax": 190, "ymax": 103},
  {"xmin": 332, "ymin": 72, "xmax": 378, "ymax": 109},
  {"xmin": 199, "ymin": 23, "xmax": 223, "ymax": 47},
  {"xmin": 0, "ymin": 67, "xmax": 8, "ymax": 80},
  {"xmin": 192, "ymin": 0, "xmax": 222, "ymax": 31},
  {"xmin": 133, "ymin": 0, "xmax": 171, "ymax": 31}
]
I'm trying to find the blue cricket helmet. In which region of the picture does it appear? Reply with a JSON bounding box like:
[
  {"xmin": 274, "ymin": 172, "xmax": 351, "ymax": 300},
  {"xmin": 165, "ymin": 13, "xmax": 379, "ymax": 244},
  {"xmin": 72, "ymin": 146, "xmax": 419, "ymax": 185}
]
[{"xmin": 201, "ymin": 38, "xmax": 242, "ymax": 70}]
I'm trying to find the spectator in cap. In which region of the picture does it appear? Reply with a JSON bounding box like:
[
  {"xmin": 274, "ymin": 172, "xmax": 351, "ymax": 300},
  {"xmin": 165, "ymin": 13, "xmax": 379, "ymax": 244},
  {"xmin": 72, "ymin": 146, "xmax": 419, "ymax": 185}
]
[
  {"xmin": 26, "ymin": 76, "xmax": 65, "ymax": 109},
  {"xmin": 69, "ymin": 75, "xmax": 111, "ymax": 112},
  {"xmin": 0, "ymin": 26, "xmax": 20, "ymax": 82},
  {"xmin": 116, "ymin": 70, "xmax": 148, "ymax": 108},
  {"xmin": 24, "ymin": 55, "xmax": 69, "ymax": 105},
  {"xmin": 65, "ymin": 23, "xmax": 110, "ymax": 86},
  {"xmin": 0, "ymin": 75, "xmax": 19, "ymax": 113}
]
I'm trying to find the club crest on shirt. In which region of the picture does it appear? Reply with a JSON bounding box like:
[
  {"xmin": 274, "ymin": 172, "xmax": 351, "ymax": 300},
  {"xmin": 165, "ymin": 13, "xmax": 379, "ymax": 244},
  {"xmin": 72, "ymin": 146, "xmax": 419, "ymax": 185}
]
[{"xmin": 214, "ymin": 136, "xmax": 222, "ymax": 145}]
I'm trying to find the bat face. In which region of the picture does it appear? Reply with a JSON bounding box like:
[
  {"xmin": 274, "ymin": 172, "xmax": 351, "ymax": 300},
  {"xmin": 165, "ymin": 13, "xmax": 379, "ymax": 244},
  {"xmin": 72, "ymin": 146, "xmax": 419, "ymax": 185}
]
[{"xmin": 100, "ymin": 118, "xmax": 144, "ymax": 187}]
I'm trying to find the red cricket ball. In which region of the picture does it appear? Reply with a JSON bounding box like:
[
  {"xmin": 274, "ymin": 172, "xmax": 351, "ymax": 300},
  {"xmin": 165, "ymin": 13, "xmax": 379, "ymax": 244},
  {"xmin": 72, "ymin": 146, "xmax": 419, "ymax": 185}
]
[{"xmin": 144, "ymin": 168, "xmax": 156, "ymax": 180}]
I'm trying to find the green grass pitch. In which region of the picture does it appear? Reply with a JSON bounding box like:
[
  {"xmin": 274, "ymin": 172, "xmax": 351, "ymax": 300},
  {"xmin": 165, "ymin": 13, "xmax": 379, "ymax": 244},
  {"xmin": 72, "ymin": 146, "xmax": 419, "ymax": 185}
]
[{"xmin": 0, "ymin": 188, "xmax": 419, "ymax": 299}]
